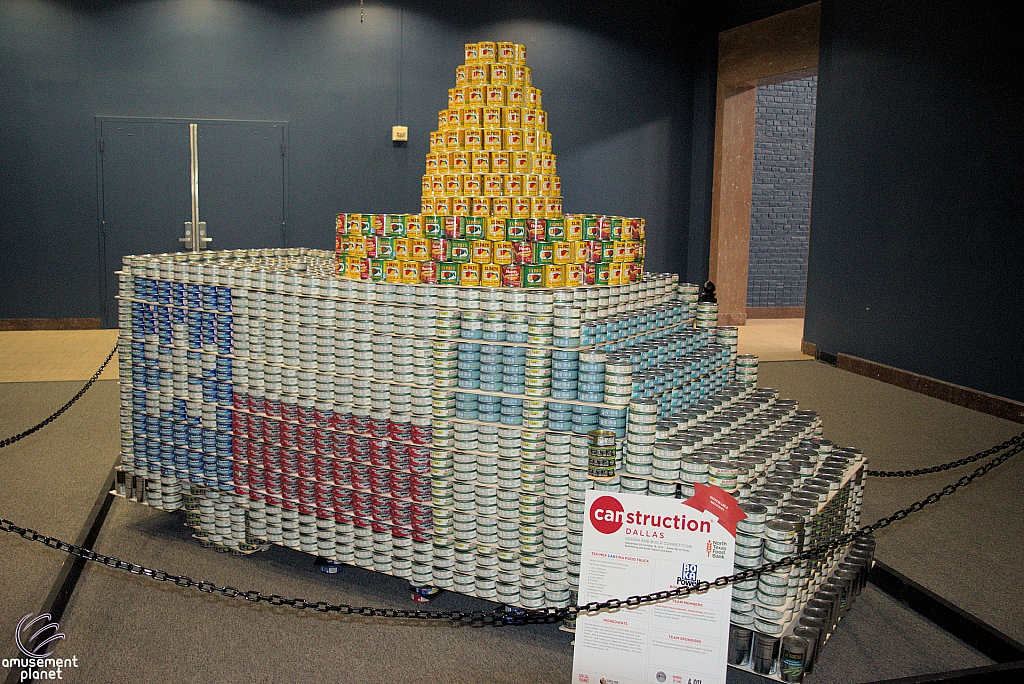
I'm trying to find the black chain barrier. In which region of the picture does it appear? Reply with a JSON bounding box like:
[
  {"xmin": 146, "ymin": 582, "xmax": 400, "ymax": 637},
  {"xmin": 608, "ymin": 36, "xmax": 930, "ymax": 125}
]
[
  {"xmin": 2, "ymin": 439, "xmax": 1020, "ymax": 626},
  {"xmin": 865, "ymin": 430, "xmax": 1024, "ymax": 477},
  {"xmin": 0, "ymin": 343, "xmax": 118, "ymax": 450}
]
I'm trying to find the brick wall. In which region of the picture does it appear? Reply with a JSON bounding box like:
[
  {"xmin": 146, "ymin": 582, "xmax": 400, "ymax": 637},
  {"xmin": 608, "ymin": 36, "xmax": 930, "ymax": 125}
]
[{"xmin": 747, "ymin": 76, "xmax": 817, "ymax": 308}]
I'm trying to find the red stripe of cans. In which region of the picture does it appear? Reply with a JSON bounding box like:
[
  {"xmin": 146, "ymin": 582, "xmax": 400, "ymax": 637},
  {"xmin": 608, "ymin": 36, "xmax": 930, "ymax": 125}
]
[
  {"xmin": 263, "ymin": 445, "xmax": 281, "ymax": 471},
  {"xmin": 389, "ymin": 422, "xmax": 412, "ymax": 441},
  {"xmin": 333, "ymin": 461, "xmax": 352, "ymax": 486},
  {"xmin": 265, "ymin": 470, "xmax": 281, "ymax": 494},
  {"xmin": 264, "ymin": 419, "xmax": 281, "ymax": 444},
  {"xmin": 351, "ymin": 415, "xmax": 371, "ymax": 434},
  {"xmin": 233, "ymin": 411, "xmax": 248, "ymax": 435},
  {"xmin": 371, "ymin": 521, "xmax": 391, "ymax": 534},
  {"xmin": 247, "ymin": 394, "xmax": 265, "ymax": 414},
  {"xmin": 232, "ymin": 437, "xmax": 247, "ymax": 458},
  {"xmin": 314, "ymin": 409, "xmax": 333, "ymax": 428},
  {"xmin": 331, "ymin": 411, "xmax": 350, "ymax": 430},
  {"xmin": 248, "ymin": 465, "xmax": 265, "ymax": 488},
  {"xmin": 410, "ymin": 426, "xmax": 432, "ymax": 445},
  {"xmin": 298, "ymin": 504, "xmax": 315, "ymax": 516},
  {"xmin": 281, "ymin": 403, "xmax": 298, "ymax": 422},
  {"xmin": 233, "ymin": 393, "xmax": 248, "ymax": 411},
  {"xmin": 264, "ymin": 398, "xmax": 281, "ymax": 417},
  {"xmin": 334, "ymin": 511, "xmax": 351, "ymax": 524},
  {"xmin": 246, "ymin": 441, "xmax": 264, "ymax": 466},
  {"xmin": 298, "ymin": 405, "xmax": 315, "ymax": 425},
  {"xmin": 370, "ymin": 420, "xmax": 389, "ymax": 438}
]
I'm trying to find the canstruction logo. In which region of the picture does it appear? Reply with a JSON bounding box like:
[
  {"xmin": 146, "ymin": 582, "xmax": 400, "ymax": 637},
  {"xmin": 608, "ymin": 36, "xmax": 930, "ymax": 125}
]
[
  {"xmin": 589, "ymin": 495, "xmax": 712, "ymax": 536},
  {"xmin": 3, "ymin": 613, "xmax": 79, "ymax": 681}
]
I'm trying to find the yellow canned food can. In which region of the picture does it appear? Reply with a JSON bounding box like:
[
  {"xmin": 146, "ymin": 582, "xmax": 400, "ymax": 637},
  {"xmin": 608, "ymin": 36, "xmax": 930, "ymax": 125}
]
[
  {"xmin": 472, "ymin": 197, "xmax": 490, "ymax": 217},
  {"xmin": 512, "ymin": 197, "xmax": 531, "ymax": 219},
  {"xmin": 504, "ymin": 129, "xmax": 523, "ymax": 150},
  {"xmin": 459, "ymin": 263, "xmax": 481, "ymax": 286},
  {"xmin": 497, "ymin": 42, "xmax": 516, "ymax": 62},
  {"xmin": 503, "ymin": 174, "xmax": 522, "ymax": 196},
  {"xmin": 464, "ymin": 128, "xmax": 482, "ymax": 150},
  {"xmin": 543, "ymin": 264, "xmax": 564, "ymax": 287},
  {"xmin": 493, "ymin": 241, "xmax": 514, "ymax": 265},
  {"xmin": 411, "ymin": 239, "xmax": 430, "ymax": 261},
  {"xmin": 483, "ymin": 174, "xmax": 502, "ymax": 196},
  {"xmin": 553, "ymin": 242, "xmax": 572, "ymax": 265},
  {"xmin": 483, "ymin": 130, "xmax": 502, "ymax": 151},
  {"xmin": 471, "ymin": 240, "xmax": 493, "ymax": 264},
  {"xmin": 463, "ymin": 173, "xmax": 481, "ymax": 195},
  {"xmin": 451, "ymin": 151, "xmax": 469, "ymax": 170},
  {"xmin": 523, "ymin": 129, "xmax": 538, "ymax": 151},
  {"xmin": 545, "ymin": 198, "xmax": 562, "ymax": 219},
  {"xmin": 401, "ymin": 262, "xmax": 421, "ymax": 284},
  {"xmin": 492, "ymin": 151, "xmax": 510, "ymax": 171},
  {"xmin": 472, "ymin": 151, "xmax": 490, "ymax": 172},
  {"xmin": 485, "ymin": 219, "xmax": 506, "ymax": 241},
  {"xmin": 483, "ymin": 106, "xmax": 502, "ymax": 127},
  {"xmin": 393, "ymin": 237, "xmax": 411, "ymax": 259},
  {"xmin": 492, "ymin": 197, "xmax": 511, "ymax": 218},
  {"xmin": 607, "ymin": 262, "xmax": 622, "ymax": 285},
  {"xmin": 530, "ymin": 197, "xmax": 546, "ymax": 218},
  {"xmin": 565, "ymin": 263, "xmax": 584, "ymax": 287},
  {"xmin": 384, "ymin": 260, "xmax": 402, "ymax": 283},
  {"xmin": 481, "ymin": 263, "xmax": 501, "ymax": 287}
]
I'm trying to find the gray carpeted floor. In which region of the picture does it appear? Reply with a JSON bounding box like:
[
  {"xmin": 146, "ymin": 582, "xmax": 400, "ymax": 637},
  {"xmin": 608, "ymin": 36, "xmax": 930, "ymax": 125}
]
[
  {"xmin": 758, "ymin": 361, "xmax": 1024, "ymax": 642},
  {"xmin": 2, "ymin": 362, "xmax": 1018, "ymax": 683},
  {"xmin": 0, "ymin": 380, "xmax": 120, "ymax": 667}
]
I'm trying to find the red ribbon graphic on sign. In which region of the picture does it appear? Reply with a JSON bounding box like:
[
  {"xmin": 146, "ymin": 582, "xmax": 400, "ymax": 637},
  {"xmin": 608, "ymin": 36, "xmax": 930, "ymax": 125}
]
[{"xmin": 682, "ymin": 483, "xmax": 746, "ymax": 537}]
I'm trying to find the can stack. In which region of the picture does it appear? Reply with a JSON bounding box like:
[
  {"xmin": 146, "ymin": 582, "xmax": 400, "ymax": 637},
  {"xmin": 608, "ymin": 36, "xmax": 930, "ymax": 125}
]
[{"xmin": 336, "ymin": 42, "xmax": 645, "ymax": 288}]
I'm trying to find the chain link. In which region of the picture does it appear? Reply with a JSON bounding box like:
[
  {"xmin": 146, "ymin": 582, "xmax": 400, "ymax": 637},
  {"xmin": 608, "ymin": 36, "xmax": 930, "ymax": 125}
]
[
  {"xmin": 0, "ymin": 343, "xmax": 118, "ymax": 450},
  {"xmin": 865, "ymin": 431, "xmax": 1024, "ymax": 477},
  {"xmin": 2, "ymin": 439, "xmax": 1020, "ymax": 625}
]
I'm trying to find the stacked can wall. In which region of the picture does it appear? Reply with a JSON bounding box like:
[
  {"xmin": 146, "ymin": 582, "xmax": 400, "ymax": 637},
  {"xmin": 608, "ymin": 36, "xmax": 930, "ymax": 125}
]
[{"xmin": 116, "ymin": 248, "xmax": 863, "ymax": 645}]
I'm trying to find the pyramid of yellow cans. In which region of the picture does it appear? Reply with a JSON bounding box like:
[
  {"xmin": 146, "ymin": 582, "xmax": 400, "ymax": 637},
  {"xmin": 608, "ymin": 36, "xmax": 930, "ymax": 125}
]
[{"xmin": 336, "ymin": 41, "xmax": 646, "ymax": 288}]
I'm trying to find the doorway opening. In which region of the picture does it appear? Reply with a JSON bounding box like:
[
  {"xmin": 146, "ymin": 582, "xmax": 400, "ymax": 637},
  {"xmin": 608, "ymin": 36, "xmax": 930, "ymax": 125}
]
[{"xmin": 708, "ymin": 2, "xmax": 819, "ymax": 359}]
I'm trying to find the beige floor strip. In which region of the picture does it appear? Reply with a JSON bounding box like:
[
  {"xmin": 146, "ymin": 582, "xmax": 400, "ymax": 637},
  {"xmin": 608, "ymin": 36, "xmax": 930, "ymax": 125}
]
[{"xmin": 0, "ymin": 330, "xmax": 120, "ymax": 383}]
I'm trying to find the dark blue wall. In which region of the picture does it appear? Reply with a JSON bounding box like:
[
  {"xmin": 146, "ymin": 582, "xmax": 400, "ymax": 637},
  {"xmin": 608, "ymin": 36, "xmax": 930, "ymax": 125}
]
[
  {"xmin": 807, "ymin": 0, "xmax": 1024, "ymax": 401},
  {"xmin": 747, "ymin": 75, "xmax": 817, "ymax": 308},
  {"xmin": 0, "ymin": 0, "xmax": 696, "ymax": 320}
]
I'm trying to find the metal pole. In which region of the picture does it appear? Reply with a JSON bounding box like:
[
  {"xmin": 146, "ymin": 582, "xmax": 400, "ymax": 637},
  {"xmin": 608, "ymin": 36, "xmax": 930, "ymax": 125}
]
[{"xmin": 189, "ymin": 123, "xmax": 200, "ymax": 252}]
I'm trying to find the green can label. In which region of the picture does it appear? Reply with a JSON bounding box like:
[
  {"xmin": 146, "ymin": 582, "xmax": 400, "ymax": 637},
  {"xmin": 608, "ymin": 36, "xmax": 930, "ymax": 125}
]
[
  {"xmin": 377, "ymin": 237, "xmax": 395, "ymax": 259},
  {"xmin": 545, "ymin": 218, "xmax": 565, "ymax": 241},
  {"xmin": 370, "ymin": 259, "xmax": 385, "ymax": 281},
  {"xmin": 385, "ymin": 214, "xmax": 406, "ymax": 237},
  {"xmin": 465, "ymin": 217, "xmax": 485, "ymax": 238},
  {"xmin": 423, "ymin": 216, "xmax": 442, "ymax": 238},
  {"xmin": 594, "ymin": 263, "xmax": 610, "ymax": 285},
  {"xmin": 450, "ymin": 240, "xmax": 471, "ymax": 263},
  {"xmin": 506, "ymin": 219, "xmax": 526, "ymax": 242},
  {"xmin": 523, "ymin": 265, "xmax": 544, "ymax": 287},
  {"xmin": 438, "ymin": 262, "xmax": 460, "ymax": 284},
  {"xmin": 533, "ymin": 242, "xmax": 554, "ymax": 264}
]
